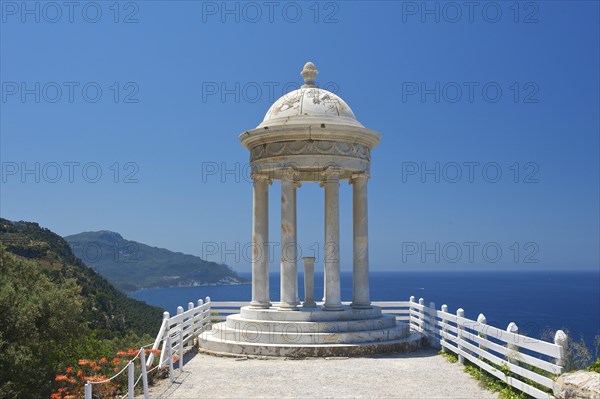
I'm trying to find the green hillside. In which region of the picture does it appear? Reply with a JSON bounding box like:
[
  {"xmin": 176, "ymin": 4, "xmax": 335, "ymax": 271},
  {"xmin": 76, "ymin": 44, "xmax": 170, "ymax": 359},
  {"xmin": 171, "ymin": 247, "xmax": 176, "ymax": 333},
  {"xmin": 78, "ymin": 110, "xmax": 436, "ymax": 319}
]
[
  {"xmin": 0, "ymin": 218, "xmax": 164, "ymax": 398},
  {"xmin": 0, "ymin": 219, "xmax": 163, "ymax": 337},
  {"xmin": 64, "ymin": 231, "xmax": 246, "ymax": 292}
]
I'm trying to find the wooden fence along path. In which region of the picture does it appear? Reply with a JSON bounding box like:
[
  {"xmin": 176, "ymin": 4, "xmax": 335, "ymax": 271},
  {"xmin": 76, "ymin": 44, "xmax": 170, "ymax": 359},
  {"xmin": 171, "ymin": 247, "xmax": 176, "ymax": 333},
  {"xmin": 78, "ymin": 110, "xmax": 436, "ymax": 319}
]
[
  {"xmin": 83, "ymin": 297, "xmax": 212, "ymax": 399},
  {"xmin": 84, "ymin": 297, "xmax": 566, "ymax": 399},
  {"xmin": 401, "ymin": 297, "xmax": 566, "ymax": 399}
]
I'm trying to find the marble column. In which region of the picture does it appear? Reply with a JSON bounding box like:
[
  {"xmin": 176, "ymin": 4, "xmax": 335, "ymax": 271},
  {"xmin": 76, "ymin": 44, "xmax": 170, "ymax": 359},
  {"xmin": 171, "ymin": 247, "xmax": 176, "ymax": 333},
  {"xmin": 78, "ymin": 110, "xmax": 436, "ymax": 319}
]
[
  {"xmin": 322, "ymin": 171, "xmax": 343, "ymax": 311},
  {"xmin": 302, "ymin": 257, "xmax": 316, "ymax": 307},
  {"xmin": 293, "ymin": 183, "xmax": 299, "ymax": 305},
  {"xmin": 250, "ymin": 175, "xmax": 271, "ymax": 309},
  {"xmin": 278, "ymin": 176, "xmax": 299, "ymax": 310},
  {"xmin": 351, "ymin": 173, "xmax": 371, "ymax": 309}
]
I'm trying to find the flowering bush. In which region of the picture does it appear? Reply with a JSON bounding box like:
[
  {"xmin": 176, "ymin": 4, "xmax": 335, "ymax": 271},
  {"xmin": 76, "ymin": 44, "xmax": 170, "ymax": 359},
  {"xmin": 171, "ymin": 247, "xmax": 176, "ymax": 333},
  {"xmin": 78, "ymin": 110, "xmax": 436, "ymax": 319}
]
[{"xmin": 51, "ymin": 348, "xmax": 162, "ymax": 399}]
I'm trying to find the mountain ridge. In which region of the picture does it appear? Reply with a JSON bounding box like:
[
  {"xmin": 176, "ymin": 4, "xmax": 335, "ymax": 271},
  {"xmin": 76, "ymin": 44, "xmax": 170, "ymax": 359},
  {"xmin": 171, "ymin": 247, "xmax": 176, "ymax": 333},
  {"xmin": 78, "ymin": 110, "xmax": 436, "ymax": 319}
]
[{"xmin": 65, "ymin": 230, "xmax": 247, "ymax": 293}]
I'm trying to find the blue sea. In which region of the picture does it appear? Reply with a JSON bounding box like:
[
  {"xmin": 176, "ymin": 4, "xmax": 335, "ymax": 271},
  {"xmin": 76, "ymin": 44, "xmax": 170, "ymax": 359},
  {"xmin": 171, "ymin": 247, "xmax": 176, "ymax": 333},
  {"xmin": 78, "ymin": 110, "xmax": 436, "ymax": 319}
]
[{"xmin": 131, "ymin": 270, "xmax": 600, "ymax": 349}]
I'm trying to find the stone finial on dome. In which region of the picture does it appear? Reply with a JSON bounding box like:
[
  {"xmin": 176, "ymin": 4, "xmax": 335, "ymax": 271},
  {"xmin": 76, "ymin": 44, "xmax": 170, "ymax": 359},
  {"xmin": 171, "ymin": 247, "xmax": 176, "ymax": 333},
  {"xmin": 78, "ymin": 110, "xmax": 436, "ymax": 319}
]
[{"xmin": 301, "ymin": 62, "xmax": 318, "ymax": 87}]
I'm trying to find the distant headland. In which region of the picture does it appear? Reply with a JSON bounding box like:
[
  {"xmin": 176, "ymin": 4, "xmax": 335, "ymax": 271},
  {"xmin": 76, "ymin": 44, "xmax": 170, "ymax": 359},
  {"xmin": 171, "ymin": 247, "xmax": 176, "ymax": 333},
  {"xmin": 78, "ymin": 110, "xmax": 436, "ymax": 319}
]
[{"xmin": 64, "ymin": 230, "xmax": 248, "ymax": 293}]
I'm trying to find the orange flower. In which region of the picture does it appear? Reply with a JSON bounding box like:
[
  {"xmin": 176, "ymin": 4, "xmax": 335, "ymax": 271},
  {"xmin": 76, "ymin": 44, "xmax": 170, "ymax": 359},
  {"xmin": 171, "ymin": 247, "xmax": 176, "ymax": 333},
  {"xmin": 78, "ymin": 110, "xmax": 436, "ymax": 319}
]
[
  {"xmin": 94, "ymin": 366, "xmax": 101, "ymax": 372},
  {"xmin": 65, "ymin": 367, "xmax": 73, "ymax": 374},
  {"xmin": 86, "ymin": 375, "xmax": 107, "ymax": 382},
  {"xmin": 77, "ymin": 370, "xmax": 84, "ymax": 378},
  {"xmin": 113, "ymin": 367, "xmax": 120, "ymax": 373},
  {"xmin": 55, "ymin": 375, "xmax": 68, "ymax": 382},
  {"xmin": 112, "ymin": 358, "xmax": 120, "ymax": 366},
  {"xmin": 78, "ymin": 359, "xmax": 89, "ymax": 366},
  {"xmin": 116, "ymin": 351, "xmax": 127, "ymax": 357},
  {"xmin": 50, "ymin": 393, "xmax": 62, "ymax": 399},
  {"xmin": 88, "ymin": 361, "xmax": 96, "ymax": 368},
  {"xmin": 65, "ymin": 395, "xmax": 76, "ymax": 399},
  {"xmin": 127, "ymin": 348, "xmax": 138, "ymax": 356},
  {"xmin": 99, "ymin": 357, "xmax": 107, "ymax": 365},
  {"xmin": 147, "ymin": 349, "xmax": 161, "ymax": 355}
]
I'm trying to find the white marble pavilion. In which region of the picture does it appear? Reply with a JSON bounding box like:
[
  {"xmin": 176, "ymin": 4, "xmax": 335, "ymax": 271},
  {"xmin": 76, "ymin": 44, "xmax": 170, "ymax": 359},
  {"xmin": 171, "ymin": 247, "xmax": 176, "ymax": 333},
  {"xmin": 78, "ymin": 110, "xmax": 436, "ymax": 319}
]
[{"xmin": 199, "ymin": 63, "xmax": 421, "ymax": 356}]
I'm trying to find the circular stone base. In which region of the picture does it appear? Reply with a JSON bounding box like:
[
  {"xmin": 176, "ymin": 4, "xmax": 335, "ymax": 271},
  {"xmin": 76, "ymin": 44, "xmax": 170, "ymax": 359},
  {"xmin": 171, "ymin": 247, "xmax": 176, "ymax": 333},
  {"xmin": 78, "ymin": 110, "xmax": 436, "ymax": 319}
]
[
  {"xmin": 198, "ymin": 330, "xmax": 426, "ymax": 358},
  {"xmin": 198, "ymin": 304, "xmax": 426, "ymax": 357}
]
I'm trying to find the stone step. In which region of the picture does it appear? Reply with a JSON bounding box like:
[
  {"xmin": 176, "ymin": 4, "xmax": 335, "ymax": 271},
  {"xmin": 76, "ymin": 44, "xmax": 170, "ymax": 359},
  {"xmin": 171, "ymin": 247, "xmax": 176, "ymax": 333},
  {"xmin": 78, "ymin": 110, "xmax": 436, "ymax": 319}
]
[
  {"xmin": 225, "ymin": 313, "xmax": 397, "ymax": 333},
  {"xmin": 208, "ymin": 322, "xmax": 410, "ymax": 345},
  {"xmin": 198, "ymin": 330, "xmax": 426, "ymax": 357},
  {"xmin": 239, "ymin": 305, "xmax": 382, "ymax": 322}
]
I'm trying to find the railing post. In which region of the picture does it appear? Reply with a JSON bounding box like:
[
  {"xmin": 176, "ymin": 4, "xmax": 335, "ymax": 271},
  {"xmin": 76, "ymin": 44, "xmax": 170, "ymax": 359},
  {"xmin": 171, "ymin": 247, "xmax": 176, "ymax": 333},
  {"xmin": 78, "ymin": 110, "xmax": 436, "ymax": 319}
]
[
  {"xmin": 150, "ymin": 311, "xmax": 170, "ymax": 367},
  {"xmin": 197, "ymin": 299, "xmax": 204, "ymax": 335},
  {"xmin": 128, "ymin": 361, "xmax": 135, "ymax": 399},
  {"xmin": 554, "ymin": 330, "xmax": 568, "ymax": 369},
  {"xmin": 175, "ymin": 305, "xmax": 184, "ymax": 358},
  {"xmin": 456, "ymin": 308, "xmax": 465, "ymax": 365},
  {"xmin": 506, "ymin": 322, "xmax": 519, "ymax": 365},
  {"xmin": 139, "ymin": 348, "xmax": 149, "ymax": 399},
  {"xmin": 409, "ymin": 296, "xmax": 415, "ymax": 327},
  {"xmin": 418, "ymin": 298, "xmax": 425, "ymax": 334},
  {"xmin": 156, "ymin": 312, "xmax": 171, "ymax": 368},
  {"xmin": 205, "ymin": 296, "xmax": 211, "ymax": 322},
  {"xmin": 186, "ymin": 302, "xmax": 194, "ymax": 347},
  {"xmin": 440, "ymin": 304, "xmax": 448, "ymax": 353},
  {"xmin": 477, "ymin": 313, "xmax": 487, "ymax": 357},
  {"xmin": 84, "ymin": 381, "xmax": 91, "ymax": 399},
  {"xmin": 167, "ymin": 334, "xmax": 174, "ymax": 384},
  {"xmin": 179, "ymin": 328, "xmax": 184, "ymax": 371},
  {"xmin": 429, "ymin": 301, "xmax": 437, "ymax": 348}
]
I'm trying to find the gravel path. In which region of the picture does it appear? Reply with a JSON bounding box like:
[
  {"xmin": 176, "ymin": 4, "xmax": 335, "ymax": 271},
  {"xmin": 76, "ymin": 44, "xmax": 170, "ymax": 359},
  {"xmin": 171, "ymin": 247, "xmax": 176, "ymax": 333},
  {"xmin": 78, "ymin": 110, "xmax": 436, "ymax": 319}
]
[{"xmin": 141, "ymin": 348, "xmax": 498, "ymax": 399}]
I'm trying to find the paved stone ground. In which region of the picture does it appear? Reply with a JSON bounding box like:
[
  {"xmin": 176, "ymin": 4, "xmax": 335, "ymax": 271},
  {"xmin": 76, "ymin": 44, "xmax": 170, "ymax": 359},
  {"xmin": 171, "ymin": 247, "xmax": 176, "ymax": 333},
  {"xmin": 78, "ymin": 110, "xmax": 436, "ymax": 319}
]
[{"xmin": 141, "ymin": 348, "xmax": 498, "ymax": 399}]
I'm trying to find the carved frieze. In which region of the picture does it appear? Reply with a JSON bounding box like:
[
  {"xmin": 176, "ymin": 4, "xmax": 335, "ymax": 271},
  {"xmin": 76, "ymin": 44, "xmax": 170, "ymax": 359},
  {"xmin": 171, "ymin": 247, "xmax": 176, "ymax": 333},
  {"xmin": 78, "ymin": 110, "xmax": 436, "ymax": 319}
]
[{"xmin": 250, "ymin": 140, "xmax": 371, "ymax": 163}]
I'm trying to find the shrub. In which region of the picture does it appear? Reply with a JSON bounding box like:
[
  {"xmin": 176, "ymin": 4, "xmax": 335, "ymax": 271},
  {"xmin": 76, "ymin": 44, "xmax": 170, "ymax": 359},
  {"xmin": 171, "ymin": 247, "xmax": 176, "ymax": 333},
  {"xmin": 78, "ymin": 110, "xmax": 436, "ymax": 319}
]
[{"xmin": 51, "ymin": 348, "xmax": 163, "ymax": 399}]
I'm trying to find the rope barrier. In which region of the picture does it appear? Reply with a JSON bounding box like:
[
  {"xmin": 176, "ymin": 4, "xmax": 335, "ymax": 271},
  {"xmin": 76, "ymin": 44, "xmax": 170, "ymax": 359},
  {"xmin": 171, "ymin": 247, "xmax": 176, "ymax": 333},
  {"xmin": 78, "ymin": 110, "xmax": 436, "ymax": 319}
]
[
  {"xmin": 116, "ymin": 361, "xmax": 163, "ymax": 399},
  {"xmin": 87, "ymin": 342, "xmax": 161, "ymax": 385},
  {"xmin": 88, "ymin": 352, "xmax": 139, "ymax": 385}
]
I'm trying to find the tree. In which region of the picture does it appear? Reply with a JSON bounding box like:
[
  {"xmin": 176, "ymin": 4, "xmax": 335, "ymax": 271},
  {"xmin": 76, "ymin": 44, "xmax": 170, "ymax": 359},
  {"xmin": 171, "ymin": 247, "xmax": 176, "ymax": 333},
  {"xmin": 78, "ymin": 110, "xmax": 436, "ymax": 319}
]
[{"xmin": 0, "ymin": 246, "xmax": 83, "ymax": 398}]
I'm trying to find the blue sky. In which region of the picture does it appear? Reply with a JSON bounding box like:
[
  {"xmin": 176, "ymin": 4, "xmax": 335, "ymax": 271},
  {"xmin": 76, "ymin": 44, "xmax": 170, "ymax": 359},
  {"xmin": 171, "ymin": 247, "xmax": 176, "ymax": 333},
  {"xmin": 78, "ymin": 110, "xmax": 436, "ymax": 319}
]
[{"xmin": 1, "ymin": 1, "xmax": 598, "ymax": 272}]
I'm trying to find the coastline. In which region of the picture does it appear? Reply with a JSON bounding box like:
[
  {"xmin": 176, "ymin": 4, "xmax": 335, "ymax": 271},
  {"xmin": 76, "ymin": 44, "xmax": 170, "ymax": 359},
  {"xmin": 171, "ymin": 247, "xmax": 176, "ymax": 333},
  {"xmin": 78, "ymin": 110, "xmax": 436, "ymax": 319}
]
[{"xmin": 128, "ymin": 279, "xmax": 251, "ymax": 295}]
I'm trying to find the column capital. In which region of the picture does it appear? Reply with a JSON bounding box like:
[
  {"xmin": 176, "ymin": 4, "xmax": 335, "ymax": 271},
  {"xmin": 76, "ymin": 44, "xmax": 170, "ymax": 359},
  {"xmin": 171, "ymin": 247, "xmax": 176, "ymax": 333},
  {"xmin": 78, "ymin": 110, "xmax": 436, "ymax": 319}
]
[
  {"xmin": 251, "ymin": 173, "xmax": 272, "ymax": 185},
  {"xmin": 319, "ymin": 167, "xmax": 341, "ymax": 186},
  {"xmin": 349, "ymin": 172, "xmax": 370, "ymax": 184},
  {"xmin": 281, "ymin": 165, "xmax": 301, "ymax": 183}
]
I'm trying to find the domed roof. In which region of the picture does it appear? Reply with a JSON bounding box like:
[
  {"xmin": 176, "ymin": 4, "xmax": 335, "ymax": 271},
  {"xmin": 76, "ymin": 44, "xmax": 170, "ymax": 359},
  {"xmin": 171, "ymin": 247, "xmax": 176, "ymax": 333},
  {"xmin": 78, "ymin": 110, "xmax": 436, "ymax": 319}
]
[{"xmin": 257, "ymin": 62, "xmax": 364, "ymax": 129}]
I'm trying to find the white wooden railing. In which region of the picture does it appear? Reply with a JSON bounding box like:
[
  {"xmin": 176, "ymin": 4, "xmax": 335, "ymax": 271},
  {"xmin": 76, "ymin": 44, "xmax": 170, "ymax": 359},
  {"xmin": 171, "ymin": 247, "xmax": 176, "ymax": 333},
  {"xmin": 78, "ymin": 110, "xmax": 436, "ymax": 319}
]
[
  {"xmin": 209, "ymin": 297, "xmax": 567, "ymax": 399},
  {"xmin": 414, "ymin": 295, "xmax": 566, "ymax": 399},
  {"xmin": 150, "ymin": 297, "xmax": 212, "ymax": 369},
  {"xmin": 87, "ymin": 296, "xmax": 565, "ymax": 399},
  {"xmin": 83, "ymin": 297, "xmax": 212, "ymax": 399}
]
